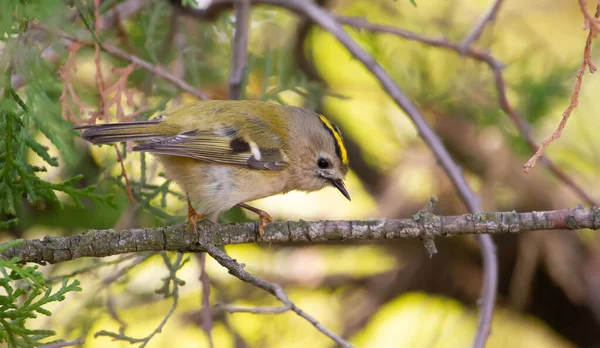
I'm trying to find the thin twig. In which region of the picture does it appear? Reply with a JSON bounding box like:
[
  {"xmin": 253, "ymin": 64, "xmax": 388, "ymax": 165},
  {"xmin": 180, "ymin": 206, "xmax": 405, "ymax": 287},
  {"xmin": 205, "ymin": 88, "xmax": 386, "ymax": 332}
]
[
  {"xmin": 101, "ymin": 41, "xmax": 210, "ymax": 100},
  {"xmin": 94, "ymin": 252, "xmax": 185, "ymax": 347},
  {"xmin": 216, "ymin": 302, "xmax": 291, "ymax": 314},
  {"xmin": 229, "ymin": 0, "xmax": 251, "ymax": 99},
  {"xmin": 44, "ymin": 254, "xmax": 138, "ymax": 285},
  {"xmin": 197, "ymin": 253, "xmax": 214, "ymax": 348},
  {"xmin": 579, "ymin": 0, "xmax": 600, "ymax": 33},
  {"xmin": 93, "ymin": 0, "xmax": 108, "ymax": 120},
  {"xmin": 40, "ymin": 338, "xmax": 85, "ymax": 348},
  {"xmin": 113, "ymin": 145, "xmax": 136, "ymax": 204},
  {"xmin": 204, "ymin": 244, "xmax": 353, "ymax": 348},
  {"xmin": 88, "ymin": 0, "xmax": 140, "ymax": 205},
  {"xmin": 57, "ymin": 41, "xmax": 92, "ymax": 123},
  {"xmin": 523, "ymin": 0, "xmax": 600, "ymax": 172},
  {"xmin": 459, "ymin": 0, "xmax": 506, "ymax": 53}
]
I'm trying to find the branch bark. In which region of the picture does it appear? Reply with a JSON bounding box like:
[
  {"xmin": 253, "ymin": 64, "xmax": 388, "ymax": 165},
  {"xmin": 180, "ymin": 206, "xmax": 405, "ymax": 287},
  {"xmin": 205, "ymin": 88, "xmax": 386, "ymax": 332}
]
[{"xmin": 3, "ymin": 207, "xmax": 599, "ymax": 265}]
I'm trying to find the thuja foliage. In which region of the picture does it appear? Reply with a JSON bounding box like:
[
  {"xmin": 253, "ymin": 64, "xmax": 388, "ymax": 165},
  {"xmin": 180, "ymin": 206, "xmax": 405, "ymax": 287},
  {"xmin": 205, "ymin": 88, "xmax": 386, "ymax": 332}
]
[
  {"xmin": 0, "ymin": 0, "xmax": 114, "ymax": 228},
  {"xmin": 0, "ymin": 240, "xmax": 82, "ymax": 347},
  {"xmin": 0, "ymin": 88, "xmax": 114, "ymax": 228}
]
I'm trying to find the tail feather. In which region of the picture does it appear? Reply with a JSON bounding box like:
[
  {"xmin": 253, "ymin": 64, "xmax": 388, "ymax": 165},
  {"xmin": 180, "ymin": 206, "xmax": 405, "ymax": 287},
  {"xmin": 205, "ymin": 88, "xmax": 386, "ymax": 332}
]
[{"xmin": 76, "ymin": 119, "xmax": 163, "ymax": 145}]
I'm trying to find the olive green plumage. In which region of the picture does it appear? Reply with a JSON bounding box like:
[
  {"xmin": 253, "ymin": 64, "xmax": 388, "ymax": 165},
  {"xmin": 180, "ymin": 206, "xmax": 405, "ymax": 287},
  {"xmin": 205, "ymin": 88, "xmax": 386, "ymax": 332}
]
[{"xmin": 77, "ymin": 100, "xmax": 350, "ymax": 221}]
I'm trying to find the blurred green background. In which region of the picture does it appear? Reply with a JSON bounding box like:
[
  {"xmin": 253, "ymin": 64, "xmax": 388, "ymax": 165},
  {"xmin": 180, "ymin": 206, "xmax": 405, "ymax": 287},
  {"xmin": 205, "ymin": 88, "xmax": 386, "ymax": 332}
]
[{"xmin": 2, "ymin": 0, "xmax": 600, "ymax": 346}]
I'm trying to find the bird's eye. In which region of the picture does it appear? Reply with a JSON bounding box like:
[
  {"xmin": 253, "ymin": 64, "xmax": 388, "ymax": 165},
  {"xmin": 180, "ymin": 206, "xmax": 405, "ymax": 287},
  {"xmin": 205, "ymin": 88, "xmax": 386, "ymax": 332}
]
[{"xmin": 317, "ymin": 158, "xmax": 330, "ymax": 169}]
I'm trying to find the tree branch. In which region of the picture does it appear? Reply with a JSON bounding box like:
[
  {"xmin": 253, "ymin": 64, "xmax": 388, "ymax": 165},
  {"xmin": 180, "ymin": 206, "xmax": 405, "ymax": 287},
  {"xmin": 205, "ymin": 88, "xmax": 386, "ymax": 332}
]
[
  {"xmin": 523, "ymin": 0, "xmax": 600, "ymax": 172},
  {"xmin": 228, "ymin": 0, "xmax": 251, "ymax": 99},
  {"xmin": 459, "ymin": 0, "xmax": 506, "ymax": 53},
  {"xmin": 85, "ymin": 39, "xmax": 210, "ymax": 100},
  {"xmin": 205, "ymin": 244, "xmax": 352, "ymax": 347},
  {"xmin": 3, "ymin": 207, "xmax": 599, "ymax": 265}
]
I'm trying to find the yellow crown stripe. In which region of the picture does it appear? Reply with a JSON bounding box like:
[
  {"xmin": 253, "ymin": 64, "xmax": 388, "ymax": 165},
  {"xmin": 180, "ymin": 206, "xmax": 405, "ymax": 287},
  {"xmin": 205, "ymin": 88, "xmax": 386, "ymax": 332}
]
[{"xmin": 319, "ymin": 115, "xmax": 348, "ymax": 165}]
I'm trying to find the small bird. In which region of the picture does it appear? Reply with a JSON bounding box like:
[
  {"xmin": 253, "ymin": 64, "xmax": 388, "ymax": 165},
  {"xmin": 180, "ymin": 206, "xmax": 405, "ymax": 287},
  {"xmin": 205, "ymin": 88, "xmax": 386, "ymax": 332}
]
[{"xmin": 76, "ymin": 100, "xmax": 351, "ymax": 235}]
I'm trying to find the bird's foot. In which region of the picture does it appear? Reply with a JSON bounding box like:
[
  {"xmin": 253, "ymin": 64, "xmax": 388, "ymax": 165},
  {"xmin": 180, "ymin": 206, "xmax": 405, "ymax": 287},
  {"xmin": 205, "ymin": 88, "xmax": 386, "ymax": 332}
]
[
  {"xmin": 237, "ymin": 203, "xmax": 274, "ymax": 237},
  {"xmin": 187, "ymin": 199, "xmax": 206, "ymax": 231}
]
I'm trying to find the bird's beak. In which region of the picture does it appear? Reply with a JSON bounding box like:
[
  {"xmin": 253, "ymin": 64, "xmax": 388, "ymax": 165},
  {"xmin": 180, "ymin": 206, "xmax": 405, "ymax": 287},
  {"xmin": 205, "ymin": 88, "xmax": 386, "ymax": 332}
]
[{"xmin": 331, "ymin": 179, "xmax": 351, "ymax": 201}]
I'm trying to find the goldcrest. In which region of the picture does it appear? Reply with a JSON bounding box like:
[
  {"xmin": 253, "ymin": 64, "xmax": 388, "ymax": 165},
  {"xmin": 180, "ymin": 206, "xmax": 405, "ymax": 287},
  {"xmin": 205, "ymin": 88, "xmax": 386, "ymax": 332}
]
[{"xmin": 76, "ymin": 100, "xmax": 350, "ymax": 234}]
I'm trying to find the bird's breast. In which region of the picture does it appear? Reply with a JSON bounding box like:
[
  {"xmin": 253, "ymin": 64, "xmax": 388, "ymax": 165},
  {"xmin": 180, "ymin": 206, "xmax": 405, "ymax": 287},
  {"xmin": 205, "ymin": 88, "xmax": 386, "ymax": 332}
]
[{"xmin": 156, "ymin": 155, "xmax": 288, "ymax": 215}]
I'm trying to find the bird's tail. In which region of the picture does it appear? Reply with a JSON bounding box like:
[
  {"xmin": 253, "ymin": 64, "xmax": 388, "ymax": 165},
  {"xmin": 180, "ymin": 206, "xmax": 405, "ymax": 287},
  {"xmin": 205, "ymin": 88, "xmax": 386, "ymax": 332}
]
[{"xmin": 75, "ymin": 118, "xmax": 164, "ymax": 145}]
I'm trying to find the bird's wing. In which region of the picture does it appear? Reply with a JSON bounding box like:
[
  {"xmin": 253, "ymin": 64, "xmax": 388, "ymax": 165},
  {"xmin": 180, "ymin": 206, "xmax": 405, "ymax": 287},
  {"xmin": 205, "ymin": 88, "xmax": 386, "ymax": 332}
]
[{"xmin": 132, "ymin": 129, "xmax": 288, "ymax": 171}]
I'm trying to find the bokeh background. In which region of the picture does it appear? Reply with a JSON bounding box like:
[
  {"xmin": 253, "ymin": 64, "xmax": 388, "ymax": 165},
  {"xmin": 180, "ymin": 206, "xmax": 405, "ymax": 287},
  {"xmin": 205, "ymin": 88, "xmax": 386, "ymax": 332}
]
[{"xmin": 2, "ymin": 0, "xmax": 600, "ymax": 346}]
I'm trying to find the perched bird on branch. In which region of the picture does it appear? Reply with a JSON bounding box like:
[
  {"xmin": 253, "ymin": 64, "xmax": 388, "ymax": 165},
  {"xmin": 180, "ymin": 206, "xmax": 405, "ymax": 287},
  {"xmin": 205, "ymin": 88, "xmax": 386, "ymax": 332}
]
[{"xmin": 76, "ymin": 100, "xmax": 351, "ymax": 235}]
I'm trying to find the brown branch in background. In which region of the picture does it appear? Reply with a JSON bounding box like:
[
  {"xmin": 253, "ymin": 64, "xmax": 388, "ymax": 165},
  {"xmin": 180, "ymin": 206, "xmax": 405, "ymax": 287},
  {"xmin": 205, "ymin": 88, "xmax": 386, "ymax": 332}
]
[
  {"xmin": 334, "ymin": 15, "xmax": 598, "ymax": 206},
  {"xmin": 265, "ymin": 1, "xmax": 497, "ymax": 346},
  {"xmin": 93, "ymin": 0, "xmax": 108, "ymax": 121},
  {"xmin": 99, "ymin": 41, "xmax": 210, "ymax": 100},
  {"xmin": 579, "ymin": 0, "xmax": 600, "ymax": 33},
  {"xmin": 40, "ymin": 338, "xmax": 86, "ymax": 348},
  {"xmin": 228, "ymin": 0, "xmax": 251, "ymax": 100},
  {"xmin": 91, "ymin": 0, "xmax": 137, "ymax": 205},
  {"xmin": 196, "ymin": 253, "xmax": 215, "ymax": 348},
  {"xmin": 459, "ymin": 0, "xmax": 505, "ymax": 53},
  {"xmin": 103, "ymin": 64, "xmax": 137, "ymax": 122},
  {"xmin": 113, "ymin": 145, "xmax": 136, "ymax": 204},
  {"xmin": 57, "ymin": 41, "xmax": 92, "ymax": 123},
  {"xmin": 204, "ymin": 244, "xmax": 353, "ymax": 348},
  {"xmin": 216, "ymin": 302, "xmax": 291, "ymax": 314},
  {"xmin": 523, "ymin": 0, "xmax": 600, "ymax": 172}
]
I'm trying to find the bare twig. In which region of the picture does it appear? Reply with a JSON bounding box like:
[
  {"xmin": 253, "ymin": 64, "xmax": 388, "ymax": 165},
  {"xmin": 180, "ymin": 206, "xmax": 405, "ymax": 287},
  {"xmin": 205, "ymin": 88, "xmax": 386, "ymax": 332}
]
[
  {"xmin": 523, "ymin": 0, "xmax": 600, "ymax": 172},
  {"xmin": 57, "ymin": 41, "xmax": 92, "ymax": 123},
  {"xmin": 216, "ymin": 302, "xmax": 291, "ymax": 314},
  {"xmin": 229, "ymin": 0, "xmax": 251, "ymax": 99},
  {"xmin": 459, "ymin": 0, "xmax": 506, "ymax": 53},
  {"xmin": 44, "ymin": 254, "xmax": 139, "ymax": 285},
  {"xmin": 40, "ymin": 338, "xmax": 85, "ymax": 348},
  {"xmin": 94, "ymin": 252, "xmax": 185, "ymax": 347},
  {"xmin": 113, "ymin": 145, "xmax": 136, "ymax": 204},
  {"xmin": 103, "ymin": 64, "xmax": 137, "ymax": 122},
  {"xmin": 98, "ymin": 41, "xmax": 209, "ymax": 100},
  {"xmin": 204, "ymin": 244, "xmax": 353, "ymax": 348},
  {"xmin": 263, "ymin": 1, "xmax": 497, "ymax": 346},
  {"xmin": 197, "ymin": 253, "xmax": 214, "ymax": 348},
  {"xmin": 93, "ymin": 0, "xmax": 108, "ymax": 121},
  {"xmin": 579, "ymin": 0, "xmax": 600, "ymax": 33}
]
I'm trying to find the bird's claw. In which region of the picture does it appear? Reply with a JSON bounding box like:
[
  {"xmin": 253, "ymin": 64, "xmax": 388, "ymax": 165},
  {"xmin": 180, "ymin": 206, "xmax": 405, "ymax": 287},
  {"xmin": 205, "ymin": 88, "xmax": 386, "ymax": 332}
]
[{"xmin": 257, "ymin": 211, "xmax": 274, "ymax": 237}]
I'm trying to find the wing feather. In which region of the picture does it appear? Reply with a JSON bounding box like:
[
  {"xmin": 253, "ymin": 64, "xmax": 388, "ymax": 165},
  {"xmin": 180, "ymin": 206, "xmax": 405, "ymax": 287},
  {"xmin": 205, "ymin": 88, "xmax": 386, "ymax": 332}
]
[{"xmin": 133, "ymin": 130, "xmax": 287, "ymax": 171}]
